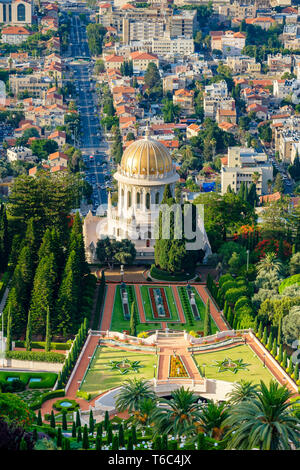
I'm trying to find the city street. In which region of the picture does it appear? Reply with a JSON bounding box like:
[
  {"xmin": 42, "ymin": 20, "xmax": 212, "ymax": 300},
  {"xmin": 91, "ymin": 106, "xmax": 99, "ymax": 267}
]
[{"xmin": 66, "ymin": 13, "xmax": 110, "ymax": 212}]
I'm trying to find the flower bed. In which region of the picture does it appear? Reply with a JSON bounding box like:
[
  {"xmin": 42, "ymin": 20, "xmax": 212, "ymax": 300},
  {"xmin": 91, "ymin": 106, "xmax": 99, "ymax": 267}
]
[
  {"xmin": 149, "ymin": 287, "xmax": 171, "ymax": 319},
  {"xmin": 53, "ymin": 398, "xmax": 79, "ymax": 412},
  {"xmin": 168, "ymin": 355, "xmax": 189, "ymax": 378}
]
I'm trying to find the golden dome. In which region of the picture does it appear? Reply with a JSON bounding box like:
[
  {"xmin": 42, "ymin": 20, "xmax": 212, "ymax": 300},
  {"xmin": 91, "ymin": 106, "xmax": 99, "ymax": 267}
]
[{"xmin": 120, "ymin": 137, "xmax": 173, "ymax": 177}]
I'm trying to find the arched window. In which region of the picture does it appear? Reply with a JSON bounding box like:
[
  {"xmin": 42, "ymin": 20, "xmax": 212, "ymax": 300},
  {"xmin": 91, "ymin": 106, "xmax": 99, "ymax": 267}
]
[
  {"xmin": 128, "ymin": 191, "xmax": 131, "ymax": 208},
  {"xmin": 8, "ymin": 4, "xmax": 11, "ymax": 22},
  {"xmin": 146, "ymin": 193, "xmax": 150, "ymax": 210},
  {"xmin": 136, "ymin": 192, "xmax": 140, "ymax": 205},
  {"xmin": 17, "ymin": 3, "xmax": 26, "ymax": 22},
  {"xmin": 155, "ymin": 192, "xmax": 160, "ymax": 205},
  {"xmin": 3, "ymin": 4, "xmax": 6, "ymax": 22}
]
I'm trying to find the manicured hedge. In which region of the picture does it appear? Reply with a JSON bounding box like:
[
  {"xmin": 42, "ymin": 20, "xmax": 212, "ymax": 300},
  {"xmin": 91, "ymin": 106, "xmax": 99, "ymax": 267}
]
[
  {"xmin": 53, "ymin": 398, "xmax": 79, "ymax": 412},
  {"xmin": 150, "ymin": 265, "xmax": 194, "ymax": 281},
  {"xmin": 6, "ymin": 350, "xmax": 65, "ymax": 363},
  {"xmin": 14, "ymin": 341, "xmax": 71, "ymax": 351},
  {"xmin": 30, "ymin": 389, "xmax": 65, "ymax": 411},
  {"xmin": 0, "ymin": 371, "xmax": 57, "ymax": 389}
]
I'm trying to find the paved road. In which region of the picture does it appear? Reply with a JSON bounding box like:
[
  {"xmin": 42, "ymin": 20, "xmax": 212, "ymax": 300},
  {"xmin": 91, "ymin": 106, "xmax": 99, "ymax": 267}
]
[{"xmin": 65, "ymin": 12, "xmax": 110, "ymax": 211}]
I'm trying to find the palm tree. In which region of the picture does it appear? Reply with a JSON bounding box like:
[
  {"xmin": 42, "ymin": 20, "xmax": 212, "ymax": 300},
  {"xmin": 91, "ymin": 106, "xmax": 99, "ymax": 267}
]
[
  {"xmin": 251, "ymin": 171, "xmax": 260, "ymax": 185},
  {"xmin": 224, "ymin": 381, "xmax": 300, "ymax": 450},
  {"xmin": 267, "ymin": 179, "xmax": 273, "ymax": 194},
  {"xmin": 152, "ymin": 387, "xmax": 202, "ymax": 438},
  {"xmin": 115, "ymin": 378, "xmax": 156, "ymax": 413},
  {"xmin": 196, "ymin": 400, "xmax": 229, "ymax": 440},
  {"xmin": 257, "ymin": 252, "xmax": 284, "ymax": 276},
  {"xmin": 132, "ymin": 397, "xmax": 157, "ymax": 428},
  {"xmin": 226, "ymin": 380, "xmax": 259, "ymax": 405}
]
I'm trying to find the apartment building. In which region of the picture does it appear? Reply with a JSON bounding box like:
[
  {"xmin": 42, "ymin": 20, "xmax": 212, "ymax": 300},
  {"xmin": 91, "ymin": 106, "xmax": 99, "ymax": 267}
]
[
  {"xmin": 203, "ymin": 80, "xmax": 236, "ymax": 119},
  {"xmin": 226, "ymin": 56, "xmax": 261, "ymax": 74},
  {"xmin": 221, "ymin": 146, "xmax": 273, "ymax": 196},
  {"xmin": 219, "ymin": 1, "xmax": 256, "ymax": 20},
  {"xmin": 7, "ymin": 145, "xmax": 33, "ymax": 162},
  {"xmin": 173, "ymin": 88, "xmax": 194, "ymax": 116},
  {"xmin": 9, "ymin": 74, "xmax": 51, "ymax": 98},
  {"xmin": 151, "ymin": 36, "xmax": 194, "ymax": 56},
  {"xmin": 211, "ymin": 30, "xmax": 246, "ymax": 56},
  {"xmin": 130, "ymin": 51, "xmax": 159, "ymax": 71},
  {"xmin": 1, "ymin": 25, "xmax": 30, "ymax": 44},
  {"xmin": 273, "ymin": 78, "xmax": 300, "ymax": 100},
  {"xmin": 278, "ymin": 130, "xmax": 300, "ymax": 163},
  {"xmin": 267, "ymin": 54, "xmax": 293, "ymax": 74}
]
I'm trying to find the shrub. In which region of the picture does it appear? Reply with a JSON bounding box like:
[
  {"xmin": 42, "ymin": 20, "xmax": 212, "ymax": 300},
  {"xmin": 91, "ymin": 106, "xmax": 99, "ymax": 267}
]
[
  {"xmin": 234, "ymin": 296, "xmax": 251, "ymax": 312},
  {"xmin": 225, "ymin": 286, "xmax": 249, "ymax": 305},
  {"xmin": 238, "ymin": 264, "xmax": 256, "ymax": 281},
  {"xmin": 30, "ymin": 390, "xmax": 65, "ymax": 411},
  {"xmin": 220, "ymin": 280, "xmax": 238, "ymax": 294},
  {"xmin": 6, "ymin": 351, "xmax": 65, "ymax": 363},
  {"xmin": 279, "ymin": 274, "xmax": 300, "ymax": 295},
  {"xmin": 218, "ymin": 274, "xmax": 234, "ymax": 289},
  {"xmin": 76, "ymin": 390, "xmax": 91, "ymax": 401},
  {"xmin": 53, "ymin": 399, "xmax": 79, "ymax": 412},
  {"xmin": 137, "ymin": 332, "xmax": 148, "ymax": 338},
  {"xmin": 14, "ymin": 341, "xmax": 71, "ymax": 351}
]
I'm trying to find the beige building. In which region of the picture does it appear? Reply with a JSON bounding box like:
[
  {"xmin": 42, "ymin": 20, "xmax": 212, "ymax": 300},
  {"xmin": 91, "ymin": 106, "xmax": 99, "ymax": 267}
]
[
  {"xmin": 130, "ymin": 51, "xmax": 159, "ymax": 71},
  {"xmin": 1, "ymin": 25, "xmax": 30, "ymax": 44},
  {"xmin": 0, "ymin": 0, "xmax": 32, "ymax": 26},
  {"xmin": 151, "ymin": 36, "xmax": 194, "ymax": 56},
  {"xmin": 173, "ymin": 88, "xmax": 195, "ymax": 116},
  {"xmin": 226, "ymin": 56, "xmax": 261, "ymax": 74},
  {"xmin": 278, "ymin": 130, "xmax": 300, "ymax": 163},
  {"xmin": 221, "ymin": 147, "xmax": 273, "ymax": 196},
  {"xmin": 9, "ymin": 74, "xmax": 50, "ymax": 98},
  {"xmin": 7, "ymin": 145, "xmax": 33, "ymax": 162}
]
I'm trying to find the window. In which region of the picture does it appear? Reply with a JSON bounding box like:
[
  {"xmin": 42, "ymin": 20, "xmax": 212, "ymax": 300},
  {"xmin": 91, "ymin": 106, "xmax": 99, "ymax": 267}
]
[
  {"xmin": 136, "ymin": 192, "xmax": 140, "ymax": 205},
  {"xmin": 8, "ymin": 4, "xmax": 11, "ymax": 22},
  {"xmin": 146, "ymin": 193, "xmax": 150, "ymax": 210},
  {"xmin": 17, "ymin": 3, "xmax": 26, "ymax": 22},
  {"xmin": 3, "ymin": 4, "xmax": 6, "ymax": 22},
  {"xmin": 128, "ymin": 191, "xmax": 131, "ymax": 208},
  {"xmin": 155, "ymin": 192, "xmax": 160, "ymax": 204}
]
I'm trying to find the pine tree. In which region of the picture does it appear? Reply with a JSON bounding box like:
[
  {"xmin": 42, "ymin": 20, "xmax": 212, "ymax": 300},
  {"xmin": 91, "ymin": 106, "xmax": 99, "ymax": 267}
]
[
  {"xmin": 45, "ymin": 307, "xmax": 51, "ymax": 352},
  {"xmin": 82, "ymin": 424, "xmax": 89, "ymax": 450},
  {"xmin": 25, "ymin": 310, "xmax": 32, "ymax": 351},
  {"xmin": 37, "ymin": 409, "xmax": 42, "ymax": 426},
  {"xmin": 203, "ymin": 299, "xmax": 211, "ymax": 337},
  {"xmin": 253, "ymin": 316, "xmax": 258, "ymax": 334},
  {"xmin": 223, "ymin": 300, "xmax": 228, "ymax": 319},
  {"xmin": 227, "ymin": 307, "xmax": 233, "ymax": 326},
  {"xmin": 50, "ymin": 410, "xmax": 56, "ymax": 429},
  {"xmin": 64, "ymin": 438, "xmax": 71, "ymax": 450},
  {"xmin": 89, "ymin": 409, "xmax": 94, "ymax": 435},
  {"xmin": 62, "ymin": 410, "xmax": 67, "ymax": 431},
  {"xmin": 56, "ymin": 427, "xmax": 62, "ymax": 448},
  {"xmin": 77, "ymin": 427, "xmax": 82, "ymax": 442},
  {"xmin": 72, "ymin": 421, "xmax": 76, "ymax": 438},
  {"xmin": 112, "ymin": 435, "xmax": 119, "ymax": 450}
]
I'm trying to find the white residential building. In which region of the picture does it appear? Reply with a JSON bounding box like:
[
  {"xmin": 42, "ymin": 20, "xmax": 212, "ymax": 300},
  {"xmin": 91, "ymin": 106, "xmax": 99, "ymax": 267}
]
[{"xmin": 7, "ymin": 146, "xmax": 34, "ymax": 162}]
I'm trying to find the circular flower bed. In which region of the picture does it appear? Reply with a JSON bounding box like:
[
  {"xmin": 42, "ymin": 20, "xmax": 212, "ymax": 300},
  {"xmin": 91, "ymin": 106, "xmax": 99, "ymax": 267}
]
[
  {"xmin": 213, "ymin": 357, "xmax": 250, "ymax": 374},
  {"xmin": 53, "ymin": 398, "xmax": 79, "ymax": 412},
  {"xmin": 106, "ymin": 359, "xmax": 144, "ymax": 375}
]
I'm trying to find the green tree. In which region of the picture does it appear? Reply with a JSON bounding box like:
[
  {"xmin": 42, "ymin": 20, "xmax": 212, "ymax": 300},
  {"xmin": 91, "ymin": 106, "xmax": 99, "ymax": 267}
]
[
  {"xmin": 130, "ymin": 301, "xmax": 137, "ymax": 337},
  {"xmin": 5, "ymin": 307, "xmax": 12, "ymax": 352},
  {"xmin": 226, "ymin": 380, "xmax": 259, "ymax": 405},
  {"xmin": 50, "ymin": 410, "xmax": 56, "ymax": 429},
  {"xmin": 25, "ymin": 311, "xmax": 32, "ymax": 352},
  {"xmin": 116, "ymin": 378, "xmax": 156, "ymax": 413},
  {"xmin": 82, "ymin": 424, "xmax": 89, "ymax": 449},
  {"xmin": 45, "ymin": 307, "xmax": 52, "ymax": 353},
  {"xmin": 203, "ymin": 299, "xmax": 212, "ymax": 336}
]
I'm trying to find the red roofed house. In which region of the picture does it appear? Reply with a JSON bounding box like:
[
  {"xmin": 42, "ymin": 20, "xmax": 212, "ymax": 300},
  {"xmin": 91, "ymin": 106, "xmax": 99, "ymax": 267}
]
[
  {"xmin": 130, "ymin": 51, "xmax": 159, "ymax": 71},
  {"xmin": 247, "ymin": 103, "xmax": 268, "ymax": 120},
  {"xmin": 211, "ymin": 30, "xmax": 246, "ymax": 56},
  {"xmin": 173, "ymin": 89, "xmax": 194, "ymax": 116},
  {"xmin": 1, "ymin": 26, "xmax": 30, "ymax": 45},
  {"xmin": 245, "ymin": 17, "xmax": 276, "ymax": 30},
  {"xmin": 216, "ymin": 108, "xmax": 237, "ymax": 124},
  {"xmin": 48, "ymin": 130, "xmax": 66, "ymax": 148},
  {"xmin": 105, "ymin": 54, "xmax": 124, "ymax": 71},
  {"xmin": 187, "ymin": 123, "xmax": 200, "ymax": 138},
  {"xmin": 48, "ymin": 151, "xmax": 68, "ymax": 169}
]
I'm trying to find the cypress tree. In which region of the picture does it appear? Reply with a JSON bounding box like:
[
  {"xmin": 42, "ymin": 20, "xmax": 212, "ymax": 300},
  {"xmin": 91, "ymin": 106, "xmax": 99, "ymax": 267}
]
[
  {"xmin": 104, "ymin": 411, "xmax": 109, "ymax": 431},
  {"xmin": 277, "ymin": 316, "xmax": 282, "ymax": 344},
  {"xmin": 62, "ymin": 410, "xmax": 67, "ymax": 431},
  {"xmin": 82, "ymin": 424, "xmax": 89, "ymax": 450},
  {"xmin": 50, "ymin": 410, "xmax": 56, "ymax": 429},
  {"xmin": 77, "ymin": 427, "xmax": 82, "ymax": 442},
  {"xmin": 112, "ymin": 435, "xmax": 119, "ymax": 450},
  {"xmin": 32, "ymin": 427, "xmax": 38, "ymax": 441},
  {"xmin": 253, "ymin": 316, "xmax": 258, "ymax": 334},
  {"xmin": 162, "ymin": 434, "xmax": 168, "ymax": 450},
  {"xmin": 203, "ymin": 299, "xmax": 211, "ymax": 337},
  {"xmin": 278, "ymin": 238, "xmax": 284, "ymax": 261},
  {"xmin": 223, "ymin": 300, "xmax": 228, "ymax": 319},
  {"xmin": 282, "ymin": 349, "xmax": 287, "ymax": 369},
  {"xmin": 257, "ymin": 321, "xmax": 263, "ymax": 339},
  {"xmin": 131, "ymin": 425, "xmax": 137, "ymax": 445},
  {"xmin": 0, "ymin": 204, "xmax": 9, "ymax": 272},
  {"xmin": 5, "ymin": 307, "xmax": 12, "ymax": 352},
  {"xmin": 89, "ymin": 409, "xmax": 94, "ymax": 434},
  {"xmin": 277, "ymin": 343, "xmax": 283, "ymax": 363},
  {"xmin": 153, "ymin": 436, "xmax": 162, "ymax": 450},
  {"xmin": 96, "ymin": 422, "xmax": 103, "ymax": 438},
  {"xmin": 56, "ymin": 427, "xmax": 62, "ymax": 448},
  {"xmin": 267, "ymin": 332, "xmax": 273, "ymax": 350},
  {"xmin": 271, "ymin": 338, "xmax": 277, "ymax": 357},
  {"xmin": 262, "ymin": 326, "xmax": 268, "ymax": 345},
  {"xmin": 64, "ymin": 438, "xmax": 71, "ymax": 450},
  {"xmin": 19, "ymin": 437, "xmax": 27, "ymax": 450},
  {"xmin": 45, "ymin": 307, "xmax": 51, "ymax": 352},
  {"xmin": 72, "ymin": 421, "xmax": 76, "ymax": 438},
  {"xmin": 197, "ymin": 433, "xmax": 208, "ymax": 450},
  {"xmin": 127, "ymin": 434, "xmax": 133, "ymax": 450},
  {"xmin": 130, "ymin": 302, "xmax": 137, "ymax": 337},
  {"xmin": 96, "ymin": 436, "xmax": 102, "ymax": 450},
  {"xmin": 37, "ymin": 409, "xmax": 42, "ymax": 426},
  {"xmin": 25, "ymin": 311, "xmax": 32, "ymax": 351},
  {"xmin": 76, "ymin": 410, "xmax": 81, "ymax": 428},
  {"xmin": 293, "ymin": 362, "xmax": 299, "ymax": 381},
  {"xmin": 107, "ymin": 424, "xmax": 113, "ymax": 444},
  {"xmin": 118, "ymin": 424, "xmax": 125, "ymax": 447},
  {"xmin": 169, "ymin": 441, "xmax": 178, "ymax": 450},
  {"xmin": 227, "ymin": 307, "xmax": 233, "ymax": 326},
  {"xmin": 287, "ymin": 357, "xmax": 294, "ymax": 376}
]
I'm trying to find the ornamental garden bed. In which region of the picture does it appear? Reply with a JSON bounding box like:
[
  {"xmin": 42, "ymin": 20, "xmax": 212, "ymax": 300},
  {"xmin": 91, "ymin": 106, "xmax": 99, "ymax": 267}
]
[
  {"xmin": 168, "ymin": 355, "xmax": 190, "ymax": 378},
  {"xmin": 140, "ymin": 285, "xmax": 179, "ymax": 322},
  {"xmin": 0, "ymin": 371, "xmax": 58, "ymax": 389}
]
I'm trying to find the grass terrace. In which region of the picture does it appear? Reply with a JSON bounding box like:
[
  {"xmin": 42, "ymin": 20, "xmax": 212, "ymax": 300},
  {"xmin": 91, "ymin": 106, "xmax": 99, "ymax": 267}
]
[
  {"xmin": 79, "ymin": 346, "xmax": 157, "ymax": 399},
  {"xmin": 194, "ymin": 345, "xmax": 275, "ymax": 384}
]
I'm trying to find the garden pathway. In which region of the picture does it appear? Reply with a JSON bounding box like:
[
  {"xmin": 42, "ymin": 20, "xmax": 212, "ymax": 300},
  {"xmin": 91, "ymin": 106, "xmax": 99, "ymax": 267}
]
[
  {"xmin": 194, "ymin": 285, "xmax": 228, "ymax": 331},
  {"xmin": 171, "ymin": 286, "xmax": 187, "ymax": 323},
  {"xmin": 100, "ymin": 284, "xmax": 116, "ymax": 331},
  {"xmin": 134, "ymin": 285, "xmax": 147, "ymax": 323}
]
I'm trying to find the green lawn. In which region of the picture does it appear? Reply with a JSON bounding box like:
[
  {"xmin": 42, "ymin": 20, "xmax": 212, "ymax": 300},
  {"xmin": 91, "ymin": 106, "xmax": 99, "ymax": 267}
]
[
  {"xmin": 140, "ymin": 285, "xmax": 180, "ymax": 322},
  {"xmin": 194, "ymin": 345, "xmax": 275, "ymax": 385},
  {"xmin": 110, "ymin": 286, "xmax": 162, "ymax": 333},
  {"xmin": 79, "ymin": 346, "xmax": 158, "ymax": 398}
]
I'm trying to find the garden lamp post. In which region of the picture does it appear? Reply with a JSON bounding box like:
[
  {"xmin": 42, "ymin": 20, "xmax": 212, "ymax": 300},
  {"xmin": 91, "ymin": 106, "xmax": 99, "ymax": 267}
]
[
  {"xmin": 153, "ymin": 364, "xmax": 156, "ymax": 378},
  {"xmin": 120, "ymin": 264, "xmax": 124, "ymax": 283},
  {"xmin": 263, "ymin": 353, "xmax": 266, "ymax": 368},
  {"xmin": 202, "ymin": 363, "xmax": 206, "ymax": 378}
]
